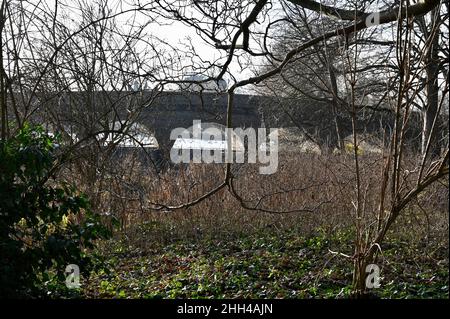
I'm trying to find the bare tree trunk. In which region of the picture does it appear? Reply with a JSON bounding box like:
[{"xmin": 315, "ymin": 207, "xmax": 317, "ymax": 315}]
[
  {"xmin": 328, "ymin": 65, "xmax": 344, "ymax": 151},
  {"xmin": 421, "ymin": 9, "xmax": 441, "ymax": 156},
  {"xmin": 0, "ymin": 0, "xmax": 6, "ymax": 141}
]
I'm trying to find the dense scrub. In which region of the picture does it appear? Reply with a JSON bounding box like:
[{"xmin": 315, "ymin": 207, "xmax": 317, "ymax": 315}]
[
  {"xmin": 3, "ymin": 134, "xmax": 446, "ymax": 298},
  {"xmin": 0, "ymin": 125, "xmax": 110, "ymax": 298},
  {"xmin": 61, "ymin": 150, "xmax": 448, "ymax": 299}
]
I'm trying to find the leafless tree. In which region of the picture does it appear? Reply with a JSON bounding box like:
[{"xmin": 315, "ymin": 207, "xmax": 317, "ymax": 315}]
[
  {"xmin": 1, "ymin": 0, "xmax": 447, "ymax": 296},
  {"xmin": 130, "ymin": 0, "xmax": 448, "ymax": 296}
]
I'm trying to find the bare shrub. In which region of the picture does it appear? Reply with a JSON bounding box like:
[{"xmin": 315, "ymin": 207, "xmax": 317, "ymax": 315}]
[{"xmin": 62, "ymin": 150, "xmax": 447, "ymax": 252}]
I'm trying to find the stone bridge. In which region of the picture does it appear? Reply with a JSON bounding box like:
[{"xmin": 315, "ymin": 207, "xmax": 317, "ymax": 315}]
[
  {"xmin": 39, "ymin": 90, "xmax": 406, "ymax": 154},
  {"xmin": 137, "ymin": 92, "xmax": 265, "ymax": 151}
]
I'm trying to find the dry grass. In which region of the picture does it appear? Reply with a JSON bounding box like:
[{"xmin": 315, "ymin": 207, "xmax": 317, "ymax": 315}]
[
  {"xmin": 55, "ymin": 148, "xmax": 449, "ymax": 299},
  {"xmin": 61, "ymin": 149, "xmax": 448, "ymax": 248}
]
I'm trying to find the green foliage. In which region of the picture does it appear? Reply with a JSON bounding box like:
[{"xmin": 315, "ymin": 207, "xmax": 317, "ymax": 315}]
[
  {"xmin": 344, "ymin": 142, "xmax": 364, "ymax": 155},
  {"xmin": 0, "ymin": 124, "xmax": 110, "ymax": 298},
  {"xmin": 87, "ymin": 231, "xmax": 352, "ymax": 298},
  {"xmin": 86, "ymin": 228, "xmax": 448, "ymax": 299}
]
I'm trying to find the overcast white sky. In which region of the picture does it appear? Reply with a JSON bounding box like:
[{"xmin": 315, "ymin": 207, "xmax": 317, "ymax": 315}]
[{"xmin": 35, "ymin": 0, "xmax": 282, "ymax": 92}]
